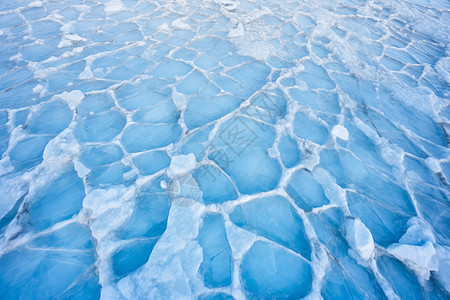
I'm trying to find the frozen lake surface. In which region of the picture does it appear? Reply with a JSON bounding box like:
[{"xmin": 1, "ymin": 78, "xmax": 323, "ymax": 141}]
[{"xmin": 0, "ymin": 0, "xmax": 449, "ymax": 299}]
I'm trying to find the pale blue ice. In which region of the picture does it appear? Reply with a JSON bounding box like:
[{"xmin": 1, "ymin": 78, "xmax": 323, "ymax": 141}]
[{"xmin": 0, "ymin": 0, "xmax": 449, "ymax": 299}]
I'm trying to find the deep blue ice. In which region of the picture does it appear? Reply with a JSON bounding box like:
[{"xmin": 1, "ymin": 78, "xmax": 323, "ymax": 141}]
[{"xmin": 0, "ymin": 0, "xmax": 449, "ymax": 299}]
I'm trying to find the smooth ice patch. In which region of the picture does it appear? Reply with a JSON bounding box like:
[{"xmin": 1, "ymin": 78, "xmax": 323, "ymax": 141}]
[
  {"xmin": 105, "ymin": 0, "xmax": 124, "ymax": 14},
  {"xmin": 344, "ymin": 217, "xmax": 375, "ymax": 260},
  {"xmin": 387, "ymin": 241, "xmax": 438, "ymax": 280},
  {"xmin": 120, "ymin": 123, "xmax": 181, "ymax": 153},
  {"xmin": 240, "ymin": 241, "xmax": 312, "ymax": 298},
  {"xmin": 331, "ymin": 125, "xmax": 349, "ymax": 141},
  {"xmin": 168, "ymin": 153, "xmax": 197, "ymax": 177},
  {"xmin": 230, "ymin": 195, "xmax": 311, "ymax": 259}
]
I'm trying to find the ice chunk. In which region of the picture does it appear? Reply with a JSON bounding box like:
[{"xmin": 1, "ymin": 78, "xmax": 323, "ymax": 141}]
[
  {"xmin": 149, "ymin": 60, "xmax": 192, "ymax": 79},
  {"xmin": 294, "ymin": 111, "xmax": 330, "ymax": 145},
  {"xmin": 177, "ymin": 71, "xmax": 209, "ymax": 95},
  {"xmin": 277, "ymin": 134, "xmax": 301, "ymax": 168},
  {"xmin": 398, "ymin": 217, "xmax": 436, "ymax": 245},
  {"xmin": 9, "ymin": 135, "xmax": 53, "ymax": 170},
  {"xmin": 207, "ymin": 116, "xmax": 280, "ymax": 194},
  {"xmin": 55, "ymin": 90, "xmax": 85, "ymax": 111},
  {"xmin": 132, "ymin": 100, "xmax": 179, "ymax": 124},
  {"xmin": 343, "ymin": 217, "xmax": 375, "ymax": 260},
  {"xmin": 168, "ymin": 173, "xmax": 203, "ymax": 207},
  {"xmin": 80, "ymin": 144, "xmax": 124, "ymax": 167},
  {"xmin": 199, "ymin": 293, "xmax": 234, "ymax": 300},
  {"xmin": 75, "ymin": 110, "xmax": 126, "ymax": 142},
  {"xmin": 197, "ymin": 213, "xmax": 232, "ymax": 288},
  {"xmin": 309, "ymin": 210, "xmax": 387, "ymax": 299},
  {"xmin": 286, "ymin": 169, "xmax": 329, "ymax": 211},
  {"xmin": 192, "ymin": 164, "xmax": 238, "ymax": 204},
  {"xmin": 133, "ymin": 151, "xmax": 170, "ymax": 176},
  {"xmin": 27, "ymin": 100, "xmax": 72, "ymax": 134},
  {"xmin": 117, "ymin": 193, "xmax": 170, "ymax": 239},
  {"xmin": 424, "ymin": 157, "xmax": 442, "ymax": 174},
  {"xmin": 0, "ymin": 223, "xmax": 99, "ymax": 299},
  {"xmin": 112, "ymin": 239, "xmax": 158, "ymax": 278},
  {"xmin": 31, "ymin": 20, "xmax": 61, "ymax": 39},
  {"xmin": 347, "ymin": 191, "xmax": 412, "ymax": 247},
  {"xmin": 230, "ymin": 195, "xmax": 311, "ymax": 259},
  {"xmin": 387, "ymin": 241, "xmax": 438, "ymax": 280},
  {"xmin": 241, "ymin": 241, "xmax": 312, "ymax": 298},
  {"xmin": 27, "ymin": 165, "xmax": 85, "ymax": 230}
]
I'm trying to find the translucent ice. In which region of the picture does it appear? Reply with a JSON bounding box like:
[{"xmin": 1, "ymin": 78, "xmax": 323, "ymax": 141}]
[
  {"xmin": 75, "ymin": 110, "xmax": 126, "ymax": 142},
  {"xmin": 197, "ymin": 214, "xmax": 232, "ymax": 288},
  {"xmin": 230, "ymin": 195, "xmax": 311, "ymax": 259},
  {"xmin": 121, "ymin": 123, "xmax": 181, "ymax": 152},
  {"xmin": 241, "ymin": 241, "xmax": 312, "ymax": 298},
  {"xmin": 0, "ymin": 223, "xmax": 100, "ymax": 299},
  {"xmin": 0, "ymin": 0, "xmax": 449, "ymax": 298}
]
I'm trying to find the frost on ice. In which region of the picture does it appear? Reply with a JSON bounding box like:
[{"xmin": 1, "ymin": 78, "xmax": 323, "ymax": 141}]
[{"xmin": 0, "ymin": 0, "xmax": 449, "ymax": 299}]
